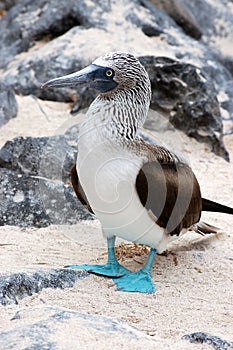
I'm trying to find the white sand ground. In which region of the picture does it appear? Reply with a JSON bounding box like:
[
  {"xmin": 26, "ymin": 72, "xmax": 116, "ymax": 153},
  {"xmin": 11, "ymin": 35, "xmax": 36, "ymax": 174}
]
[{"xmin": 0, "ymin": 96, "xmax": 232, "ymax": 349}]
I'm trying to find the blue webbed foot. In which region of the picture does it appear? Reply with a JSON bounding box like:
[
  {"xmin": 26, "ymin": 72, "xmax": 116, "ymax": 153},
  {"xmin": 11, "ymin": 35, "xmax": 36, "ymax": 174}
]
[
  {"xmin": 65, "ymin": 262, "xmax": 130, "ymax": 277},
  {"xmin": 113, "ymin": 270, "xmax": 156, "ymax": 293},
  {"xmin": 65, "ymin": 237, "xmax": 130, "ymax": 277},
  {"xmin": 113, "ymin": 248, "xmax": 157, "ymax": 293}
]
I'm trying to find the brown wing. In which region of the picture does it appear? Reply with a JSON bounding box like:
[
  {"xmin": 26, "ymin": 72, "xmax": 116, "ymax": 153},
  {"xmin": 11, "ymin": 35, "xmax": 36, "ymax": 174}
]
[
  {"xmin": 70, "ymin": 164, "xmax": 94, "ymax": 214},
  {"xmin": 136, "ymin": 145, "xmax": 202, "ymax": 236}
]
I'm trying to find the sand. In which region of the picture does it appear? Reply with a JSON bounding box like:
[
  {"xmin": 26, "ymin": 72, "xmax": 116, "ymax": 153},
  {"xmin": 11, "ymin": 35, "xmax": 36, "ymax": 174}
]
[{"xmin": 0, "ymin": 95, "xmax": 232, "ymax": 349}]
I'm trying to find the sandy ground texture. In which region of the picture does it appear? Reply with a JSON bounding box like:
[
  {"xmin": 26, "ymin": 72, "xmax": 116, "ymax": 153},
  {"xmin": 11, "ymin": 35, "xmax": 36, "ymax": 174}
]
[{"xmin": 0, "ymin": 96, "xmax": 233, "ymax": 349}]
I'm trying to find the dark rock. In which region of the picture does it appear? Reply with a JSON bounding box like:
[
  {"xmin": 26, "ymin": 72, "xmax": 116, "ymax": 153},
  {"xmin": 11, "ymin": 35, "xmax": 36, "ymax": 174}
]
[
  {"xmin": 0, "ymin": 269, "xmax": 88, "ymax": 305},
  {"xmin": 1, "ymin": 0, "xmax": 231, "ymax": 111},
  {"xmin": 143, "ymin": 0, "xmax": 233, "ymax": 125},
  {"xmin": 0, "ymin": 1, "xmax": 181, "ymax": 96},
  {"xmin": 0, "ymin": 0, "xmax": 176, "ymax": 100},
  {"xmin": 183, "ymin": 0, "xmax": 233, "ymax": 75},
  {"xmin": 0, "ymin": 81, "xmax": 18, "ymax": 127},
  {"xmin": 140, "ymin": 56, "xmax": 229, "ymax": 161},
  {"xmin": 0, "ymin": 306, "xmax": 156, "ymax": 349},
  {"xmin": 2, "ymin": 26, "xmax": 91, "ymax": 104},
  {"xmin": 0, "ymin": 0, "xmax": 109, "ymax": 69},
  {"xmin": 0, "ymin": 0, "xmax": 232, "ymax": 155},
  {"xmin": 127, "ymin": 1, "xmax": 170, "ymax": 37},
  {"xmin": 181, "ymin": 1, "xmax": 233, "ymax": 123},
  {"xmin": 0, "ymin": 0, "xmax": 19, "ymax": 11},
  {"xmin": 0, "ymin": 168, "xmax": 93, "ymax": 227},
  {"xmin": 0, "ymin": 135, "xmax": 77, "ymax": 182},
  {"xmin": 148, "ymin": 0, "xmax": 202, "ymax": 39},
  {"xmin": 0, "ymin": 132, "xmax": 95, "ymax": 227},
  {"xmin": 182, "ymin": 332, "xmax": 233, "ymax": 350}
]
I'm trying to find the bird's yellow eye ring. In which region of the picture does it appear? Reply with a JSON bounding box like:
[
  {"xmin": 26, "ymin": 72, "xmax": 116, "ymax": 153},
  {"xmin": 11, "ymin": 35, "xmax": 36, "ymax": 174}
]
[{"xmin": 106, "ymin": 69, "xmax": 113, "ymax": 77}]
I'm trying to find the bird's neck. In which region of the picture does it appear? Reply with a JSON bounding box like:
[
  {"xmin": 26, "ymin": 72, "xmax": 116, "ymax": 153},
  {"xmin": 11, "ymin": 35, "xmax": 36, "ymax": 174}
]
[{"xmin": 79, "ymin": 88, "xmax": 150, "ymax": 144}]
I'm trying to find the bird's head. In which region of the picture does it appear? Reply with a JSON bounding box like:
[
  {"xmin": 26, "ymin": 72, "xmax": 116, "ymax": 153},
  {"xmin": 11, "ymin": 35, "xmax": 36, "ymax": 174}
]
[{"xmin": 41, "ymin": 52, "xmax": 151, "ymax": 97}]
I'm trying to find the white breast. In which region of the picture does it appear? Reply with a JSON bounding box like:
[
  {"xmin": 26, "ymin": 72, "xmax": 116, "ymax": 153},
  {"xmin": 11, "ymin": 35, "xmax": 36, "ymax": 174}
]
[
  {"xmin": 76, "ymin": 105, "xmax": 177, "ymax": 253},
  {"xmin": 78, "ymin": 132, "xmax": 176, "ymax": 253}
]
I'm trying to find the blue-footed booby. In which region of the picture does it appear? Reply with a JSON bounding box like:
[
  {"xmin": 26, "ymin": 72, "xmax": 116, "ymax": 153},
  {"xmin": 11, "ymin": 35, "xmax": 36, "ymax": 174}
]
[{"xmin": 42, "ymin": 52, "xmax": 233, "ymax": 294}]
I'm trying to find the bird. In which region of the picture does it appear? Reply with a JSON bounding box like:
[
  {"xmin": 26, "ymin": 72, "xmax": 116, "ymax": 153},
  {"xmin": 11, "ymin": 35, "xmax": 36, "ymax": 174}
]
[{"xmin": 42, "ymin": 52, "xmax": 233, "ymax": 293}]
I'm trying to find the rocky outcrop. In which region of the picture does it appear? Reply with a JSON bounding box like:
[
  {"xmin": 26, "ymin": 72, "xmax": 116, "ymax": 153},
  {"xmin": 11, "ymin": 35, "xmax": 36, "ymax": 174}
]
[
  {"xmin": 0, "ymin": 269, "xmax": 88, "ymax": 305},
  {"xmin": 0, "ymin": 0, "xmax": 104, "ymax": 69},
  {"xmin": 0, "ymin": 167, "xmax": 92, "ymax": 227},
  {"xmin": 0, "ymin": 134, "xmax": 94, "ymax": 227},
  {"xmin": 1, "ymin": 0, "xmax": 232, "ymax": 158},
  {"xmin": 183, "ymin": 0, "xmax": 233, "ymax": 77},
  {"xmin": 0, "ymin": 0, "xmax": 19, "ymax": 11},
  {"xmin": 1, "ymin": 0, "xmax": 230, "ymax": 104},
  {"xmin": 140, "ymin": 56, "xmax": 229, "ymax": 160},
  {"xmin": 182, "ymin": 332, "xmax": 233, "ymax": 350},
  {"xmin": 0, "ymin": 306, "xmax": 157, "ymax": 349},
  {"xmin": 0, "ymin": 135, "xmax": 77, "ymax": 182},
  {"xmin": 0, "ymin": 81, "xmax": 18, "ymax": 127},
  {"xmin": 150, "ymin": 0, "xmax": 202, "ymax": 39}
]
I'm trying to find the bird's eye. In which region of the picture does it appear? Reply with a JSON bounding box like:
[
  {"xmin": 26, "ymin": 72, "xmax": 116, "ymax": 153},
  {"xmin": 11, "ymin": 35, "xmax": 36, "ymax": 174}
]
[{"xmin": 106, "ymin": 69, "xmax": 113, "ymax": 77}]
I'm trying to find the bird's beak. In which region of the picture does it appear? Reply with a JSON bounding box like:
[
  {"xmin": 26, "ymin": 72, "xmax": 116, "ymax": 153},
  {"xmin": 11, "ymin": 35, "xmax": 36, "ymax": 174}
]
[{"xmin": 41, "ymin": 64, "xmax": 99, "ymax": 89}]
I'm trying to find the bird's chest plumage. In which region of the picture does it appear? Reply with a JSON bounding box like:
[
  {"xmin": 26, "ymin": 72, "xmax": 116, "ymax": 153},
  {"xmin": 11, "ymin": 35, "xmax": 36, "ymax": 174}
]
[
  {"xmin": 77, "ymin": 132, "xmax": 142, "ymax": 213},
  {"xmin": 77, "ymin": 127, "xmax": 170, "ymax": 252}
]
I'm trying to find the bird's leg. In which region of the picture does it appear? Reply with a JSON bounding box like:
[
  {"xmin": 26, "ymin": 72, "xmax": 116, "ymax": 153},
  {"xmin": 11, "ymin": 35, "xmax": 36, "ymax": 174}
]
[
  {"xmin": 65, "ymin": 236, "xmax": 130, "ymax": 277},
  {"xmin": 113, "ymin": 248, "xmax": 157, "ymax": 293}
]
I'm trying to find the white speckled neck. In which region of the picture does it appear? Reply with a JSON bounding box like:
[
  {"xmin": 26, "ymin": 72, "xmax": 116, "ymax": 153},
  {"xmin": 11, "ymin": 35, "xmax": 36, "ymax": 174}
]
[{"xmin": 79, "ymin": 84, "xmax": 151, "ymax": 149}]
